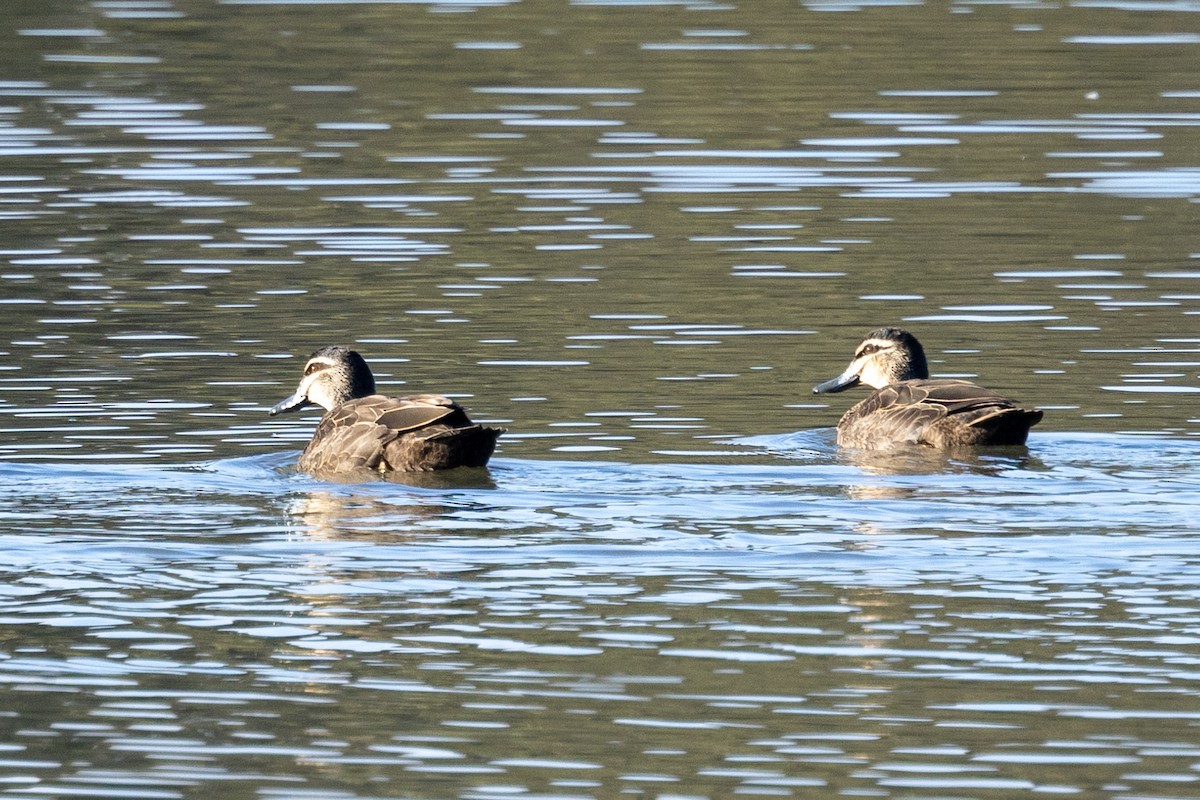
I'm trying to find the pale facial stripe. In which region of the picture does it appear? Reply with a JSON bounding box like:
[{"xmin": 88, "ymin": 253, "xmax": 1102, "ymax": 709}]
[{"xmin": 304, "ymin": 356, "xmax": 339, "ymax": 374}]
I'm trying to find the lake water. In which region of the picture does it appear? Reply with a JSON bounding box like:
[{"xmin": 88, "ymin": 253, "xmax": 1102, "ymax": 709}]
[{"xmin": 1, "ymin": 0, "xmax": 1200, "ymax": 798}]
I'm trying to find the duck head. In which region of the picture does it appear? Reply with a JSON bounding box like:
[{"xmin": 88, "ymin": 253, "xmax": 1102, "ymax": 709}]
[
  {"xmin": 813, "ymin": 327, "xmax": 930, "ymax": 394},
  {"xmin": 269, "ymin": 345, "xmax": 377, "ymax": 415}
]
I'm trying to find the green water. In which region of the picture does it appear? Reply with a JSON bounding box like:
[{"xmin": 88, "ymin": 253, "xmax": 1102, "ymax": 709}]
[{"xmin": 0, "ymin": 1, "xmax": 1199, "ymax": 797}]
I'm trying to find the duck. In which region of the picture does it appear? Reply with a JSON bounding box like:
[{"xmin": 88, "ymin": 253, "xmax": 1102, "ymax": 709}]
[
  {"xmin": 812, "ymin": 327, "xmax": 1042, "ymax": 449},
  {"xmin": 269, "ymin": 345, "xmax": 502, "ymax": 473}
]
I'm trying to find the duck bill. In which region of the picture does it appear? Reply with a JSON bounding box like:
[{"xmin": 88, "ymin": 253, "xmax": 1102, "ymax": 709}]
[
  {"xmin": 813, "ymin": 367, "xmax": 861, "ymax": 394},
  {"xmin": 269, "ymin": 390, "xmax": 310, "ymax": 416}
]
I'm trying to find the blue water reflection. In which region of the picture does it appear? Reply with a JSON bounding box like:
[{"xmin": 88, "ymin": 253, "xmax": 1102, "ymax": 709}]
[
  {"xmin": 2, "ymin": 0, "xmax": 1200, "ymax": 795},
  {"xmin": 1, "ymin": 432, "xmax": 1200, "ymax": 795}
]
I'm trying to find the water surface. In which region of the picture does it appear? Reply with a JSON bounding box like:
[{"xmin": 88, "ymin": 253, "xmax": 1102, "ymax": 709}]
[
  {"xmin": 3, "ymin": 433, "xmax": 1200, "ymax": 798},
  {"xmin": 1, "ymin": 0, "xmax": 1200, "ymax": 797}
]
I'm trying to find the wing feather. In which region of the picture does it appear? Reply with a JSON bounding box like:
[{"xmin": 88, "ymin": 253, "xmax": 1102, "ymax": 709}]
[
  {"xmin": 297, "ymin": 394, "xmax": 498, "ymax": 472},
  {"xmin": 837, "ymin": 379, "xmax": 1040, "ymax": 448}
]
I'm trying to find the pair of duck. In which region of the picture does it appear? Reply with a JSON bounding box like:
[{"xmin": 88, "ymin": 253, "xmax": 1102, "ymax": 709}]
[{"xmin": 269, "ymin": 327, "xmax": 1043, "ymax": 474}]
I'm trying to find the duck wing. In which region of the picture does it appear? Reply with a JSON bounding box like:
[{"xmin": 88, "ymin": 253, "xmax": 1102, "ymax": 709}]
[
  {"xmin": 361, "ymin": 394, "xmax": 473, "ymax": 431},
  {"xmin": 894, "ymin": 379, "xmax": 1017, "ymax": 413},
  {"xmin": 300, "ymin": 395, "xmax": 478, "ymax": 472},
  {"xmin": 840, "ymin": 379, "xmax": 1040, "ymax": 448}
]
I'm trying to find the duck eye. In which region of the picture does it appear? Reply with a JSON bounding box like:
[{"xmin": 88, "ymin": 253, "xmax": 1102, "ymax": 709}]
[
  {"xmin": 858, "ymin": 344, "xmax": 877, "ymax": 357},
  {"xmin": 304, "ymin": 363, "xmax": 320, "ymax": 376}
]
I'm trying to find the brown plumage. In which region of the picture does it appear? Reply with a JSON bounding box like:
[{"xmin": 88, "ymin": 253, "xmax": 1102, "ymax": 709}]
[
  {"xmin": 813, "ymin": 327, "xmax": 1042, "ymax": 449},
  {"xmin": 269, "ymin": 346, "xmax": 502, "ymax": 473}
]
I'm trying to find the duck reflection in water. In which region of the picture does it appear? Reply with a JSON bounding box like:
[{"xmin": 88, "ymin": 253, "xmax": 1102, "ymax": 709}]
[
  {"xmin": 269, "ymin": 345, "xmax": 503, "ymax": 476},
  {"xmin": 283, "ymin": 479, "xmax": 494, "ymax": 540},
  {"xmin": 839, "ymin": 448, "xmax": 1048, "ymax": 506},
  {"xmin": 814, "ymin": 327, "xmax": 1042, "ymax": 450}
]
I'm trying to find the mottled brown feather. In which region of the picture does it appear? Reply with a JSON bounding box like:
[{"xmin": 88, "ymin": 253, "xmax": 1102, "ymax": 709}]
[
  {"xmin": 836, "ymin": 379, "xmax": 1042, "ymax": 449},
  {"xmin": 298, "ymin": 394, "xmax": 501, "ymax": 473}
]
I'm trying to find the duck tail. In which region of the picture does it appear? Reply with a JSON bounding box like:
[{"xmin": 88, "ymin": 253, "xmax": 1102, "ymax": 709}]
[
  {"xmin": 969, "ymin": 406, "xmax": 1043, "ymax": 445},
  {"xmin": 427, "ymin": 424, "xmax": 504, "ymax": 468}
]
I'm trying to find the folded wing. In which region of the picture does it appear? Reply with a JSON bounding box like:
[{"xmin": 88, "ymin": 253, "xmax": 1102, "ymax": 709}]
[
  {"xmin": 300, "ymin": 394, "xmax": 498, "ymax": 472},
  {"xmin": 839, "ymin": 379, "xmax": 1042, "ymax": 448}
]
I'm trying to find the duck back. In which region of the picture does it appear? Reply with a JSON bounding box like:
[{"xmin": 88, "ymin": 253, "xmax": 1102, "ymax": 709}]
[
  {"xmin": 298, "ymin": 394, "xmax": 502, "ymax": 473},
  {"xmin": 837, "ymin": 379, "xmax": 1042, "ymax": 449}
]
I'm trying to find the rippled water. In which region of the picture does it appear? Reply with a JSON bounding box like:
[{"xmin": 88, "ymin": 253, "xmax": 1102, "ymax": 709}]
[
  {"xmin": 3, "ymin": 434, "xmax": 1200, "ymax": 798},
  {"xmin": 2, "ymin": 0, "xmax": 1200, "ymax": 797}
]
